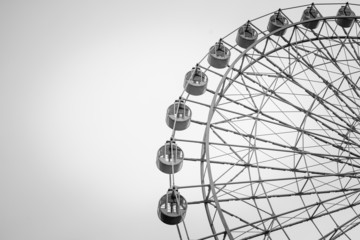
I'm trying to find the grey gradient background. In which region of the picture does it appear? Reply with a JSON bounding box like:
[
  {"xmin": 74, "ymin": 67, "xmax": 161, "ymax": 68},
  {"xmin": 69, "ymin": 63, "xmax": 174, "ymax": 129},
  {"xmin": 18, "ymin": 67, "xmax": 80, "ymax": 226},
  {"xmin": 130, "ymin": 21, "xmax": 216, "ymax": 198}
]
[{"xmin": 0, "ymin": 0, "xmax": 349, "ymax": 239}]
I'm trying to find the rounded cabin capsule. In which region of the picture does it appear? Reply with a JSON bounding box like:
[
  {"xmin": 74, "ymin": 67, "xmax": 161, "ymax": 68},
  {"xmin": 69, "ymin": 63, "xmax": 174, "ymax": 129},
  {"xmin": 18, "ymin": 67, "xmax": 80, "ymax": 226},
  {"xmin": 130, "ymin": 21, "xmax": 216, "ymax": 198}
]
[
  {"xmin": 166, "ymin": 99, "xmax": 192, "ymax": 131},
  {"xmin": 207, "ymin": 42, "xmax": 231, "ymax": 69},
  {"xmin": 236, "ymin": 23, "xmax": 258, "ymax": 49},
  {"xmin": 184, "ymin": 67, "xmax": 208, "ymax": 96},
  {"xmin": 158, "ymin": 187, "xmax": 187, "ymax": 225},
  {"xmin": 156, "ymin": 140, "xmax": 184, "ymax": 174},
  {"xmin": 268, "ymin": 11, "xmax": 288, "ymax": 36},
  {"xmin": 301, "ymin": 6, "xmax": 320, "ymax": 29},
  {"xmin": 336, "ymin": 4, "xmax": 355, "ymax": 28}
]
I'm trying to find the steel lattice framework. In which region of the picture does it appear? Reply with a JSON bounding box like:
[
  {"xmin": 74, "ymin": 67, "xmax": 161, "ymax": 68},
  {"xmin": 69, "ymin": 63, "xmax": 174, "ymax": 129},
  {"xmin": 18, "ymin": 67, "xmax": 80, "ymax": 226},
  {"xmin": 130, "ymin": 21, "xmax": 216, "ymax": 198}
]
[{"xmin": 157, "ymin": 3, "xmax": 360, "ymax": 240}]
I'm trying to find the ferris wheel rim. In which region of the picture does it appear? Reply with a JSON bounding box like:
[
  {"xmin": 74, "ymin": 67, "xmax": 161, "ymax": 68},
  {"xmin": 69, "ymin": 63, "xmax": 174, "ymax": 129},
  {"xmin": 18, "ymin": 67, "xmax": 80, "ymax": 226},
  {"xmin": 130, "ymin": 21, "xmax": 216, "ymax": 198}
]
[{"xmin": 156, "ymin": 2, "xmax": 360, "ymax": 239}]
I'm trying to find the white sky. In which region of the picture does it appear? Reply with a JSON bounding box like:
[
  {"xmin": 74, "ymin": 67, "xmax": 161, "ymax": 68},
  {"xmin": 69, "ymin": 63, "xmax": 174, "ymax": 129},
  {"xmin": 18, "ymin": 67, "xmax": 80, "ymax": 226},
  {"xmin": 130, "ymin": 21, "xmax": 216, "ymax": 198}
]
[{"xmin": 0, "ymin": 0, "xmax": 353, "ymax": 239}]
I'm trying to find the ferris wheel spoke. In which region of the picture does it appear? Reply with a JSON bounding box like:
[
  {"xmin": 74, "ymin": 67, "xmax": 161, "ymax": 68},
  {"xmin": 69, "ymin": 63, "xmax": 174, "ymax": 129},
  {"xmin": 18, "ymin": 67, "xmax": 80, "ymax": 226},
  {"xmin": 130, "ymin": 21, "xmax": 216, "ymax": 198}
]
[
  {"xmin": 317, "ymin": 208, "xmax": 360, "ymax": 240},
  {"xmin": 320, "ymin": 217, "xmax": 360, "ymax": 240},
  {"xmin": 247, "ymin": 36, "xmax": 360, "ymax": 65},
  {"xmin": 336, "ymin": 36, "xmax": 360, "ymax": 77},
  {"xmin": 186, "ymin": 171, "xmax": 360, "ymax": 201},
  {"xmin": 209, "ymin": 128, "xmax": 250, "ymax": 184},
  {"xmin": 224, "ymin": 75, "xmax": 259, "ymax": 110},
  {"xmin": 246, "ymin": 60, "xmax": 308, "ymax": 118},
  {"xmin": 248, "ymin": 47, "xmax": 359, "ymax": 133},
  {"xmin": 224, "ymin": 191, "xmax": 360, "ymax": 239},
  {"xmin": 203, "ymin": 186, "xmax": 360, "ymax": 204},
  {"xmin": 218, "ymin": 208, "xmax": 266, "ymax": 236},
  {"xmin": 322, "ymin": 17, "xmax": 360, "ymax": 68},
  {"xmin": 276, "ymin": 35, "xmax": 360, "ymax": 124},
  {"xmin": 210, "ymin": 124, "xmax": 360, "ymax": 166},
  {"xmin": 239, "ymin": 73, "xmax": 357, "ymax": 139},
  {"xmin": 184, "ymin": 157, "xmax": 360, "ymax": 178},
  {"xmin": 211, "ymin": 90, "xmax": 357, "ymax": 149},
  {"xmin": 209, "ymin": 201, "xmax": 271, "ymax": 232},
  {"xmin": 307, "ymin": 30, "xmax": 360, "ymax": 112},
  {"xmin": 181, "ymin": 172, "xmax": 360, "ymax": 193},
  {"xmin": 211, "ymin": 123, "xmax": 299, "ymax": 157},
  {"xmin": 261, "ymin": 26, "xmax": 360, "ymax": 114},
  {"xmin": 309, "ymin": 25, "xmax": 360, "ymax": 99},
  {"xmin": 177, "ymin": 138, "xmax": 360, "ymax": 167}
]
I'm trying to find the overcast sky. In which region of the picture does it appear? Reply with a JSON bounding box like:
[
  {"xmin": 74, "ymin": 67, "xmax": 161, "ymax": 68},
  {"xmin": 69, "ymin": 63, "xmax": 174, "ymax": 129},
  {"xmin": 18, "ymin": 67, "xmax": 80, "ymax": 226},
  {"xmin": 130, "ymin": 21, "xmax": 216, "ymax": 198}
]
[{"xmin": 0, "ymin": 1, "xmax": 354, "ymax": 239}]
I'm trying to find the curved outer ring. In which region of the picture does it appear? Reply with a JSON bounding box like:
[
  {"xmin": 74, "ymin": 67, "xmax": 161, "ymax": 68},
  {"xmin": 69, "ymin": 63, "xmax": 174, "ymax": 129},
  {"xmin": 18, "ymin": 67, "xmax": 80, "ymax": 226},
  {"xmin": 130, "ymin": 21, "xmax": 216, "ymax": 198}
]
[{"xmin": 200, "ymin": 15, "xmax": 360, "ymax": 240}]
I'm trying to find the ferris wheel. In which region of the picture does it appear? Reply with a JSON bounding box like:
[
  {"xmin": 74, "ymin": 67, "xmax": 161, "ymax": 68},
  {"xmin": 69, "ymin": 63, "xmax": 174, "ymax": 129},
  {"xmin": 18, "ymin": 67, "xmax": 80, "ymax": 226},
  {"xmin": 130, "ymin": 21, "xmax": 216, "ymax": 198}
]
[{"xmin": 156, "ymin": 2, "xmax": 360, "ymax": 240}]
